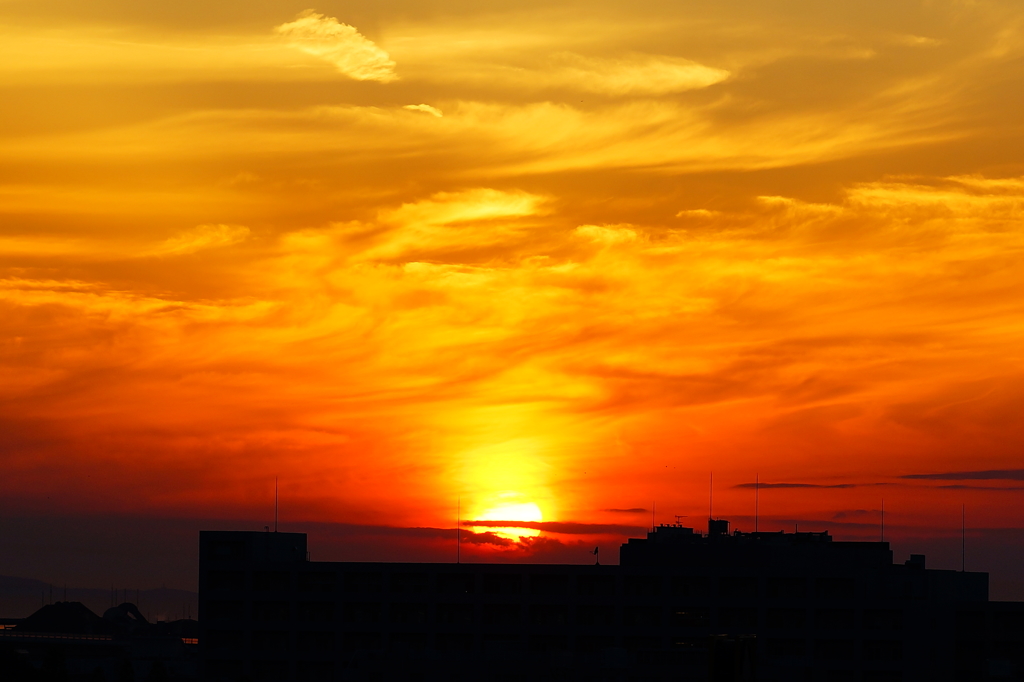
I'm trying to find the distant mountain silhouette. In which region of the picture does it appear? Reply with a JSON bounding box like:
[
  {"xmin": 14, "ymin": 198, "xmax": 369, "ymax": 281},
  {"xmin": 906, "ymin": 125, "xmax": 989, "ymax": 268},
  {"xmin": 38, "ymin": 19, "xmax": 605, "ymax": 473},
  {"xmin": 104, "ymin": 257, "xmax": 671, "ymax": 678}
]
[
  {"xmin": 3, "ymin": 600, "xmax": 199, "ymax": 680},
  {"xmin": 0, "ymin": 576, "xmax": 197, "ymax": 621},
  {"xmin": 10, "ymin": 600, "xmax": 198, "ymax": 640},
  {"xmin": 15, "ymin": 601, "xmax": 113, "ymax": 635}
]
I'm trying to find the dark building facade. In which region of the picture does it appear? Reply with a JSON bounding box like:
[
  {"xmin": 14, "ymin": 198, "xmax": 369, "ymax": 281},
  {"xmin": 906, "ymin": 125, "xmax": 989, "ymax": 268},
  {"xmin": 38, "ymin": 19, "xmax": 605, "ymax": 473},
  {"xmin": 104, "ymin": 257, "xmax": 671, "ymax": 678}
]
[{"xmin": 198, "ymin": 523, "xmax": 1023, "ymax": 682}]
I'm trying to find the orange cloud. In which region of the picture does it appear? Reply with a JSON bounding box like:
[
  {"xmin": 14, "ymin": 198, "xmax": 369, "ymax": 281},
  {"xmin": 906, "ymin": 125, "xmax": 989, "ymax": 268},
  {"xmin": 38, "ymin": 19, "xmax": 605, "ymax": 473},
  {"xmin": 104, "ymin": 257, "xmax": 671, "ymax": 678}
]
[{"xmin": 146, "ymin": 224, "xmax": 251, "ymax": 257}]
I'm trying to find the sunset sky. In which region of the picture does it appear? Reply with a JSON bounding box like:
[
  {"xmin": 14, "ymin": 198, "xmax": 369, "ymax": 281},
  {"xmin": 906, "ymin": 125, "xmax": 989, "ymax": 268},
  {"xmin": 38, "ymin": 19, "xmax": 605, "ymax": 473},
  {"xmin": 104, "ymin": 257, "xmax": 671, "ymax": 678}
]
[{"xmin": 2, "ymin": 0, "xmax": 1024, "ymax": 598}]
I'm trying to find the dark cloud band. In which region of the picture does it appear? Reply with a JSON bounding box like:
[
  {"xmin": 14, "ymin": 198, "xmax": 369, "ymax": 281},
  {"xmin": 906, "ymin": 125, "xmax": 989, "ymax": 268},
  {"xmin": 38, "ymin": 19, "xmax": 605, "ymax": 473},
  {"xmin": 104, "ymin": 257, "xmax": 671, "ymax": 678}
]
[
  {"xmin": 902, "ymin": 469, "xmax": 1024, "ymax": 481},
  {"xmin": 462, "ymin": 520, "xmax": 644, "ymax": 535},
  {"xmin": 734, "ymin": 482, "xmax": 856, "ymax": 489}
]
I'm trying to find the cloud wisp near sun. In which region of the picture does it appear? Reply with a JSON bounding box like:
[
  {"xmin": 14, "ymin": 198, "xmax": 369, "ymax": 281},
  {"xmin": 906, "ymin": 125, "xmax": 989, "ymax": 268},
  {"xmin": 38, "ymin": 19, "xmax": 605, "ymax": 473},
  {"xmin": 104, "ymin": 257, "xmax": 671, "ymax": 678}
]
[{"xmin": 1, "ymin": 0, "xmax": 1024, "ymax": 582}]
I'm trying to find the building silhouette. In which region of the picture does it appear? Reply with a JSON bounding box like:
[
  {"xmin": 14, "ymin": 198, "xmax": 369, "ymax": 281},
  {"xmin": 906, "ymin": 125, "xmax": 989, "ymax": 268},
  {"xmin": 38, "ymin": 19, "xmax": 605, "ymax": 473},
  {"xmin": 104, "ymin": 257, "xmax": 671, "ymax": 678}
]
[{"xmin": 198, "ymin": 521, "xmax": 1024, "ymax": 682}]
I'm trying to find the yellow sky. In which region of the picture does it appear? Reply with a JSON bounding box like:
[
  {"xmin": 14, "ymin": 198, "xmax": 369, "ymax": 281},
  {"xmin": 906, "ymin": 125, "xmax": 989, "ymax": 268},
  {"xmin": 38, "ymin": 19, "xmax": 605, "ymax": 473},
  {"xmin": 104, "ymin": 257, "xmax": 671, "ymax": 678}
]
[{"xmin": 2, "ymin": 0, "xmax": 1024, "ymax": 562}]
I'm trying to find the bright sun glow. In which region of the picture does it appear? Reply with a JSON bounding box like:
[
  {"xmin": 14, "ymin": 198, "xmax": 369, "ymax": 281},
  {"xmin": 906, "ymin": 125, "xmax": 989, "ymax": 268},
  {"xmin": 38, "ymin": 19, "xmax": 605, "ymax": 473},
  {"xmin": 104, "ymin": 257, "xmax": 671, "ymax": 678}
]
[{"xmin": 471, "ymin": 497, "xmax": 543, "ymax": 541}]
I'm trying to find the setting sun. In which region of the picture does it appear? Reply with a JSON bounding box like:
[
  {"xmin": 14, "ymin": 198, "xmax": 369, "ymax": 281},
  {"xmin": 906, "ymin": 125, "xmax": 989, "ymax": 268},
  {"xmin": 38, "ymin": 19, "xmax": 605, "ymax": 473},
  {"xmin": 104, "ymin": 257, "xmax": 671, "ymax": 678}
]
[{"xmin": 470, "ymin": 496, "xmax": 544, "ymax": 541}]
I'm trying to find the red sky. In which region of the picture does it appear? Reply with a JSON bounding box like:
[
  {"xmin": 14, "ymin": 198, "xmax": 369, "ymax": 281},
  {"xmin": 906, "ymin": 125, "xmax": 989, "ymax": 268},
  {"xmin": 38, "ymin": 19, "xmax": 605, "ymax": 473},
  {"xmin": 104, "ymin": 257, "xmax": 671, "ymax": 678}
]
[{"xmin": 1, "ymin": 0, "xmax": 1023, "ymax": 600}]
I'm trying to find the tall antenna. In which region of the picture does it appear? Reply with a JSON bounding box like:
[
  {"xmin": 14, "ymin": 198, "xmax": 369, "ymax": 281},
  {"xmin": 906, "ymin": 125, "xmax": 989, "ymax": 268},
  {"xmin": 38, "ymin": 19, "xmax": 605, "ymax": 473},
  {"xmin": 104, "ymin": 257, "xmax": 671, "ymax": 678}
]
[
  {"xmin": 709, "ymin": 472, "xmax": 713, "ymax": 522},
  {"xmin": 275, "ymin": 476, "xmax": 279, "ymax": 533},
  {"xmin": 755, "ymin": 474, "xmax": 759, "ymax": 533},
  {"xmin": 880, "ymin": 499, "xmax": 884, "ymax": 542},
  {"xmin": 961, "ymin": 504, "xmax": 966, "ymax": 572},
  {"xmin": 652, "ymin": 501, "xmax": 656, "ymax": 531},
  {"xmin": 457, "ymin": 498, "xmax": 461, "ymax": 564}
]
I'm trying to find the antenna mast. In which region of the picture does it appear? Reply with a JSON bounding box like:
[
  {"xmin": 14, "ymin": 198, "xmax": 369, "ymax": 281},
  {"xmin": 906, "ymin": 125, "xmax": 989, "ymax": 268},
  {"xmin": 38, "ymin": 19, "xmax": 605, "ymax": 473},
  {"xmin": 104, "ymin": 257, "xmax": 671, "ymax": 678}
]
[
  {"xmin": 275, "ymin": 476, "xmax": 279, "ymax": 533},
  {"xmin": 961, "ymin": 504, "xmax": 966, "ymax": 572},
  {"xmin": 709, "ymin": 472, "xmax": 713, "ymax": 523},
  {"xmin": 755, "ymin": 473, "xmax": 759, "ymax": 533},
  {"xmin": 880, "ymin": 499, "xmax": 884, "ymax": 542},
  {"xmin": 457, "ymin": 498, "xmax": 461, "ymax": 564}
]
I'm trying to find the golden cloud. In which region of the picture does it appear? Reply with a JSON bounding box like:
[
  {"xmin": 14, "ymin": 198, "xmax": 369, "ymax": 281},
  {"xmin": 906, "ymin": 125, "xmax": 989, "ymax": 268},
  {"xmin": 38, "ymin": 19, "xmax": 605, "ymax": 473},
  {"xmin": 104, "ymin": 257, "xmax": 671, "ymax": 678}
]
[
  {"xmin": 574, "ymin": 224, "xmax": 640, "ymax": 246},
  {"xmin": 404, "ymin": 104, "xmax": 443, "ymax": 117},
  {"xmin": 147, "ymin": 224, "xmax": 251, "ymax": 257},
  {"xmin": 275, "ymin": 10, "xmax": 397, "ymax": 82},
  {"xmin": 541, "ymin": 53, "xmax": 729, "ymax": 96}
]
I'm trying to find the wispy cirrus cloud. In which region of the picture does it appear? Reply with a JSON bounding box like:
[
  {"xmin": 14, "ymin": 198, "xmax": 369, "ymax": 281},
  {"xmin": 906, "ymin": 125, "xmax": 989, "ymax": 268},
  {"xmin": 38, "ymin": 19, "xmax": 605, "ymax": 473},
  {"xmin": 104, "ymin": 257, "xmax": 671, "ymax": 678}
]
[
  {"xmin": 357, "ymin": 188, "xmax": 547, "ymax": 262},
  {"xmin": 404, "ymin": 104, "xmax": 443, "ymax": 117},
  {"xmin": 146, "ymin": 224, "xmax": 250, "ymax": 257},
  {"xmin": 275, "ymin": 10, "xmax": 397, "ymax": 82},
  {"xmin": 538, "ymin": 53, "xmax": 729, "ymax": 96},
  {"xmin": 0, "ymin": 225, "xmax": 250, "ymax": 260}
]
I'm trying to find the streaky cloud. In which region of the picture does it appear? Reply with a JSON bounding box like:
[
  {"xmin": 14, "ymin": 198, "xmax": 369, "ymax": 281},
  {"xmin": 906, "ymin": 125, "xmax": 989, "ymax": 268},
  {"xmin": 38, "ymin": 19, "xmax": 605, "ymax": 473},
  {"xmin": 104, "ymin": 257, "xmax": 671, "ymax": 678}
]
[
  {"xmin": 734, "ymin": 482, "xmax": 858, "ymax": 489},
  {"xmin": 544, "ymin": 53, "xmax": 729, "ymax": 96},
  {"xmin": 936, "ymin": 484, "xmax": 1024, "ymax": 490},
  {"xmin": 902, "ymin": 469, "xmax": 1024, "ymax": 481},
  {"xmin": 464, "ymin": 520, "xmax": 645, "ymax": 535},
  {"xmin": 146, "ymin": 224, "xmax": 250, "ymax": 257},
  {"xmin": 404, "ymin": 104, "xmax": 443, "ymax": 117},
  {"xmin": 832, "ymin": 509, "xmax": 879, "ymax": 520}
]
